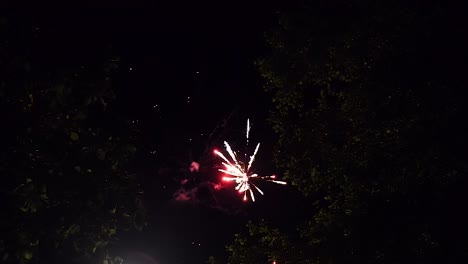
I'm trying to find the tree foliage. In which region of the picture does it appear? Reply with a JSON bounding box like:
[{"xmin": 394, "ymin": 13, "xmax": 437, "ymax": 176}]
[
  {"xmin": 0, "ymin": 17, "xmax": 144, "ymax": 263},
  {"xmin": 227, "ymin": 221, "xmax": 290, "ymax": 264},
  {"xmin": 228, "ymin": 1, "xmax": 468, "ymax": 263}
]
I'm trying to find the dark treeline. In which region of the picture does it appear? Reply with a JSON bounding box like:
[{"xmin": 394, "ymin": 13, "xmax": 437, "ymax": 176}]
[{"xmin": 225, "ymin": 1, "xmax": 468, "ymax": 263}]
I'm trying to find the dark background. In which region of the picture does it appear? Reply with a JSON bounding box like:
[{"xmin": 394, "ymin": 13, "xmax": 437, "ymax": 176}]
[
  {"xmin": 3, "ymin": 1, "xmax": 307, "ymax": 263},
  {"xmin": 3, "ymin": 1, "xmax": 468, "ymax": 263}
]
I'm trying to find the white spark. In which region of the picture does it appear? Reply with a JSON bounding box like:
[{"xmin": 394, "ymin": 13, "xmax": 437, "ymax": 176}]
[
  {"xmin": 247, "ymin": 143, "xmax": 260, "ymax": 172},
  {"xmin": 214, "ymin": 119, "xmax": 287, "ymax": 202},
  {"xmin": 246, "ymin": 119, "xmax": 251, "ymax": 140}
]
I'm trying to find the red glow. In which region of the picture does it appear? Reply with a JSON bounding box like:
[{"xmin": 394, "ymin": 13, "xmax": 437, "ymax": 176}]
[
  {"xmin": 222, "ymin": 176, "xmax": 230, "ymax": 182},
  {"xmin": 271, "ymin": 175, "xmax": 276, "ymax": 179},
  {"xmin": 243, "ymin": 196, "xmax": 247, "ymax": 202},
  {"xmin": 213, "ymin": 183, "xmax": 222, "ymax": 190},
  {"xmin": 213, "ymin": 149, "xmax": 219, "ymax": 154},
  {"xmin": 174, "ymin": 192, "xmax": 190, "ymax": 201},
  {"xmin": 272, "ymin": 261, "xmax": 277, "ymax": 264},
  {"xmin": 189, "ymin": 161, "xmax": 200, "ymax": 172}
]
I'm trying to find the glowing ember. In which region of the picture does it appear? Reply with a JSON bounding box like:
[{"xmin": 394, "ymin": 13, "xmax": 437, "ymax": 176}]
[
  {"xmin": 189, "ymin": 161, "xmax": 200, "ymax": 172},
  {"xmin": 213, "ymin": 119, "xmax": 287, "ymax": 202}
]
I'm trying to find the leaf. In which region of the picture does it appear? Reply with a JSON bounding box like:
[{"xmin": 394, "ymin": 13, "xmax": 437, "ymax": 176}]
[
  {"xmin": 64, "ymin": 224, "xmax": 80, "ymax": 238},
  {"xmin": 122, "ymin": 213, "xmax": 131, "ymax": 218},
  {"xmin": 70, "ymin": 131, "xmax": 79, "ymax": 141},
  {"xmin": 40, "ymin": 193, "xmax": 49, "ymax": 202},
  {"xmin": 112, "ymin": 161, "xmax": 119, "ymax": 171},
  {"xmin": 93, "ymin": 240, "xmax": 108, "ymax": 253},
  {"xmin": 23, "ymin": 249, "xmax": 33, "ymax": 260},
  {"xmin": 108, "ymin": 227, "xmax": 117, "ymax": 236}
]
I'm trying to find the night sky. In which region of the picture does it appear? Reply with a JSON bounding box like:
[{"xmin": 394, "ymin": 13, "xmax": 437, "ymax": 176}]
[
  {"xmin": 5, "ymin": 1, "xmax": 309, "ymax": 263},
  {"xmin": 4, "ymin": 1, "xmax": 468, "ymax": 263}
]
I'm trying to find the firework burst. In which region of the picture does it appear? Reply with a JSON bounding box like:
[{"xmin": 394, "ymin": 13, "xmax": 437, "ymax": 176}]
[{"xmin": 213, "ymin": 119, "xmax": 286, "ymax": 202}]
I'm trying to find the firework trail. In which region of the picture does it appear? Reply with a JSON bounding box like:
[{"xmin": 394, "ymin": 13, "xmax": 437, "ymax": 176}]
[{"xmin": 213, "ymin": 119, "xmax": 286, "ymax": 202}]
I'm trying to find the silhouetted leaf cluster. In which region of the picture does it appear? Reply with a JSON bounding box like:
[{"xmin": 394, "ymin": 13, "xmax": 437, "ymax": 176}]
[
  {"xmin": 227, "ymin": 1, "xmax": 468, "ymax": 263},
  {"xmin": 0, "ymin": 17, "xmax": 143, "ymax": 264}
]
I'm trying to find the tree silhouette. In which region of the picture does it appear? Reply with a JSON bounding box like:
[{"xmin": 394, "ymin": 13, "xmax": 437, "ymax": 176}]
[
  {"xmin": 227, "ymin": 1, "xmax": 468, "ymax": 263},
  {"xmin": 0, "ymin": 16, "xmax": 144, "ymax": 264}
]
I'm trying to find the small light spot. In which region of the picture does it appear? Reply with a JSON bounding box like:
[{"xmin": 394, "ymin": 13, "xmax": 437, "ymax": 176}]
[{"xmin": 129, "ymin": 67, "xmax": 133, "ymax": 71}]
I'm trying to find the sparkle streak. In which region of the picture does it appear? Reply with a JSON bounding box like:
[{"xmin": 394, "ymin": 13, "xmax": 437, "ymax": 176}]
[{"xmin": 213, "ymin": 119, "xmax": 287, "ymax": 202}]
